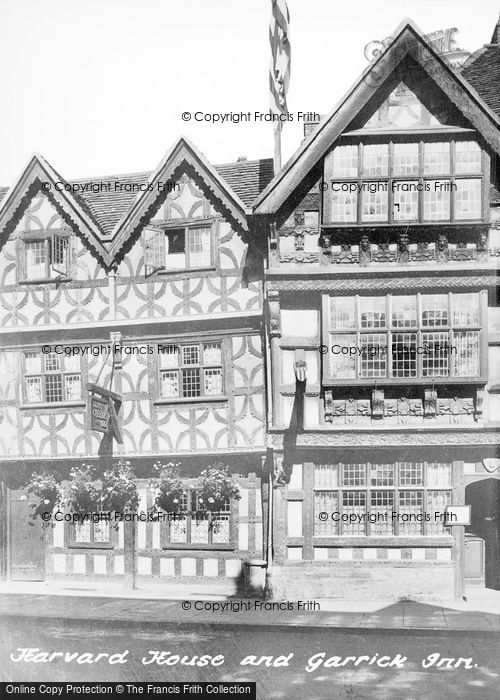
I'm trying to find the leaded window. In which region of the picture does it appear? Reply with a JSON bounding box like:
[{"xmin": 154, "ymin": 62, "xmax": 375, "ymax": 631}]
[
  {"xmin": 159, "ymin": 342, "xmax": 224, "ymax": 399},
  {"xmin": 23, "ymin": 351, "xmax": 81, "ymax": 404},
  {"xmin": 324, "ymin": 293, "xmax": 482, "ymax": 381}
]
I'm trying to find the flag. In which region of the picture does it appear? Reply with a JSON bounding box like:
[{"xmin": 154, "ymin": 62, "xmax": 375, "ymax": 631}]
[{"xmin": 269, "ymin": 0, "xmax": 291, "ymax": 118}]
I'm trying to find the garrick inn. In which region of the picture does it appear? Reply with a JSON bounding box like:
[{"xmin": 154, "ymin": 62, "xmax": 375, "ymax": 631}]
[{"xmin": 0, "ymin": 19, "xmax": 499, "ymax": 601}]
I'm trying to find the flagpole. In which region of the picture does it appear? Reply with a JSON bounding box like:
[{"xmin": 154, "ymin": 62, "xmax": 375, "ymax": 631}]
[{"xmin": 273, "ymin": 120, "xmax": 282, "ymax": 173}]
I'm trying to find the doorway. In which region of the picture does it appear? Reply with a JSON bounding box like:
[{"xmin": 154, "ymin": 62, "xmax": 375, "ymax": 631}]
[
  {"xmin": 9, "ymin": 489, "xmax": 46, "ymax": 581},
  {"xmin": 465, "ymin": 479, "xmax": 500, "ymax": 590}
]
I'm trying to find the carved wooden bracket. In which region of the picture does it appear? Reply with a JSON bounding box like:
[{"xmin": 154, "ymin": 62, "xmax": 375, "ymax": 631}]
[
  {"xmin": 475, "ymin": 388, "xmax": 484, "ymax": 421},
  {"xmin": 324, "ymin": 389, "xmax": 333, "ymax": 423},
  {"xmin": 372, "ymin": 388, "xmax": 384, "ymax": 420},
  {"xmin": 110, "ymin": 331, "xmax": 123, "ymax": 370},
  {"xmin": 424, "ymin": 388, "xmax": 437, "ymax": 418},
  {"xmin": 268, "ymin": 290, "xmax": 281, "ymax": 337}
]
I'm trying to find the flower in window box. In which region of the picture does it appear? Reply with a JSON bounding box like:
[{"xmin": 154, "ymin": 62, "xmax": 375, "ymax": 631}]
[
  {"xmin": 24, "ymin": 471, "xmax": 62, "ymax": 527},
  {"xmin": 150, "ymin": 461, "xmax": 184, "ymax": 514}
]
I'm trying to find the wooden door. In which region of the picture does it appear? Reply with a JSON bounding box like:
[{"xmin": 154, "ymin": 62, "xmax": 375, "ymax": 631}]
[{"xmin": 9, "ymin": 489, "xmax": 46, "ymax": 581}]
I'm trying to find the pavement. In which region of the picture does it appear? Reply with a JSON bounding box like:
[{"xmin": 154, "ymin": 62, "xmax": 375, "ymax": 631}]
[{"xmin": 0, "ymin": 579, "xmax": 499, "ymax": 633}]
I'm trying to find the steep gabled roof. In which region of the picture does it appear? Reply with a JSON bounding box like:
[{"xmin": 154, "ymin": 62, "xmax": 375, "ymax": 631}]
[
  {"xmin": 0, "ymin": 143, "xmax": 273, "ymax": 268},
  {"xmin": 106, "ymin": 136, "xmax": 251, "ymax": 263},
  {"xmin": 0, "ymin": 153, "xmax": 109, "ymax": 263},
  {"xmin": 460, "ymin": 15, "xmax": 500, "ymax": 116},
  {"xmin": 253, "ymin": 20, "xmax": 500, "ymax": 215}
]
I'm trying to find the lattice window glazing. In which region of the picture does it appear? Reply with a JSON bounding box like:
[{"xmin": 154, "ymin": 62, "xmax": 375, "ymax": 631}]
[
  {"xmin": 342, "ymin": 464, "xmax": 366, "ymax": 486},
  {"xmin": 330, "ymin": 297, "xmax": 356, "ymax": 330},
  {"xmin": 314, "ymin": 492, "xmax": 338, "ymax": 536},
  {"xmin": 399, "ymin": 491, "xmax": 424, "ymax": 535},
  {"xmin": 399, "ymin": 462, "xmax": 424, "ymax": 486},
  {"xmin": 371, "ymin": 491, "xmax": 394, "ymax": 535},
  {"xmin": 363, "ymin": 144, "xmax": 389, "ymax": 176},
  {"xmin": 362, "ymin": 188, "xmax": 388, "ymax": 222},
  {"xmin": 421, "ymin": 332, "xmax": 449, "ymax": 377},
  {"xmin": 360, "ymin": 297, "xmax": 386, "ymax": 328},
  {"xmin": 421, "ymin": 296, "xmax": 448, "ymax": 327},
  {"xmin": 314, "ymin": 464, "xmax": 339, "ymax": 489},
  {"xmin": 391, "ymin": 332, "xmax": 417, "ymax": 377},
  {"xmin": 359, "ymin": 333, "xmax": 387, "ymax": 378},
  {"xmin": 159, "ymin": 342, "xmax": 224, "ymax": 399},
  {"xmin": 329, "ymin": 333, "xmax": 356, "ymax": 379},
  {"xmin": 331, "ymin": 145, "xmax": 359, "ymax": 177},
  {"xmin": 167, "ymin": 491, "xmax": 231, "ymax": 546},
  {"xmin": 452, "ymin": 294, "xmax": 480, "ymax": 327},
  {"xmin": 330, "ymin": 189, "xmax": 357, "ymax": 222},
  {"xmin": 370, "ymin": 464, "xmax": 394, "ymax": 487},
  {"xmin": 423, "ymin": 143, "xmax": 451, "ymax": 175},
  {"xmin": 392, "ymin": 296, "xmax": 417, "ymax": 328},
  {"xmin": 454, "ymin": 331, "xmax": 480, "ymax": 376},
  {"xmin": 455, "ymin": 142, "xmax": 481, "ymax": 174},
  {"xmin": 393, "ymin": 143, "xmax": 419, "ymax": 175},
  {"xmin": 427, "ymin": 490, "xmax": 452, "ymax": 534},
  {"xmin": 24, "ymin": 351, "xmax": 82, "ymax": 404},
  {"xmin": 393, "ymin": 182, "xmax": 419, "ymax": 220},
  {"xmin": 342, "ymin": 491, "xmax": 366, "ymax": 534},
  {"xmin": 423, "ymin": 182, "xmax": 451, "ymax": 220},
  {"xmin": 455, "ymin": 179, "xmax": 482, "ymax": 220}
]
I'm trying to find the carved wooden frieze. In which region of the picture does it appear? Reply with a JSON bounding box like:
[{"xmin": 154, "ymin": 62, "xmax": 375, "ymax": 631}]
[
  {"xmin": 424, "ymin": 389, "xmax": 437, "ymax": 418},
  {"xmin": 475, "ymin": 388, "xmax": 484, "ymax": 421},
  {"xmin": 324, "ymin": 389, "xmax": 333, "ymax": 423},
  {"xmin": 332, "ymin": 245, "xmax": 359, "ymax": 264},
  {"xmin": 296, "ymin": 430, "xmax": 500, "ymax": 447},
  {"xmin": 449, "ymin": 244, "xmax": 477, "ymax": 262},
  {"xmin": 371, "ymin": 388, "xmax": 384, "ymax": 420},
  {"xmin": 370, "ymin": 244, "xmax": 397, "ymax": 263},
  {"xmin": 409, "ymin": 243, "xmax": 436, "ymax": 262}
]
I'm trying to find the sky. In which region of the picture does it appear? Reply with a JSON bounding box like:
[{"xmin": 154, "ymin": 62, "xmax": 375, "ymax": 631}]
[{"xmin": 0, "ymin": 0, "xmax": 498, "ymax": 185}]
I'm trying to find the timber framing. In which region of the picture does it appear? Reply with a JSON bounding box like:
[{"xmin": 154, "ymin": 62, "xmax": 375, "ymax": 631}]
[{"xmin": 253, "ymin": 20, "xmax": 500, "ymax": 216}]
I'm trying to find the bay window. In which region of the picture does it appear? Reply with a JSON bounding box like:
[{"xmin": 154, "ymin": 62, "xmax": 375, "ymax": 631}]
[
  {"xmin": 323, "ymin": 138, "xmax": 484, "ymax": 224},
  {"xmin": 312, "ymin": 462, "xmax": 453, "ymax": 537},
  {"xmin": 323, "ymin": 292, "xmax": 483, "ymax": 382}
]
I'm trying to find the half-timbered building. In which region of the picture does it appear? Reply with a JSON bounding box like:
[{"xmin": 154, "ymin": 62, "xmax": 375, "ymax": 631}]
[
  {"xmin": 0, "ymin": 139, "xmax": 272, "ymax": 589},
  {"xmin": 254, "ymin": 20, "xmax": 500, "ymax": 600}
]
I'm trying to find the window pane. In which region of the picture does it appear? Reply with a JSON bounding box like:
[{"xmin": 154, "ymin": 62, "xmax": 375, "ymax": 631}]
[
  {"xmin": 330, "ymin": 145, "xmax": 358, "ymax": 177},
  {"xmin": 370, "ymin": 491, "xmax": 394, "ymax": 535},
  {"xmin": 427, "ymin": 463, "xmax": 451, "ymax": 488},
  {"xmin": 165, "ymin": 230, "xmax": 186, "ymax": 269},
  {"xmin": 203, "ymin": 343, "xmax": 222, "ymax": 365},
  {"xmin": 392, "ymin": 333, "xmax": 417, "ymax": 377},
  {"xmin": 455, "ymin": 142, "xmax": 481, "ymax": 174},
  {"xmin": 399, "ymin": 491, "xmax": 423, "ymax": 535},
  {"xmin": 64, "ymin": 354, "xmax": 80, "ymax": 373},
  {"xmin": 159, "ymin": 345, "xmax": 179, "ymax": 369},
  {"xmin": 330, "ymin": 297, "xmax": 356, "ymax": 330},
  {"xmin": 370, "ymin": 464, "xmax": 394, "ymax": 486},
  {"xmin": 45, "ymin": 375, "xmax": 63, "ymax": 402},
  {"xmin": 452, "ymin": 294, "xmax": 479, "ymax": 326},
  {"xmin": 427, "ymin": 491, "xmax": 451, "ymax": 534},
  {"xmin": 455, "ymin": 179, "xmax": 481, "ymax": 220},
  {"xmin": 399, "ymin": 463, "xmax": 424, "ymax": 486},
  {"xmin": 182, "ymin": 368, "xmax": 201, "ymax": 397},
  {"xmin": 160, "ymin": 370, "xmax": 179, "ymax": 397},
  {"xmin": 314, "ymin": 492, "xmax": 338, "ymax": 536},
  {"xmin": 342, "ymin": 491, "xmax": 366, "ymax": 534},
  {"xmin": 44, "ymin": 353, "xmax": 61, "ymax": 372},
  {"xmin": 182, "ymin": 345, "xmax": 200, "ymax": 366},
  {"xmin": 191, "ymin": 513, "xmax": 209, "ymax": 543},
  {"xmin": 362, "ymin": 188, "xmax": 388, "ymax": 222},
  {"xmin": 188, "ymin": 227, "xmax": 212, "ymax": 268},
  {"xmin": 393, "ymin": 143, "xmax": 419, "ymax": 175},
  {"xmin": 212, "ymin": 513, "xmax": 230, "ymax": 543},
  {"xmin": 25, "ymin": 353, "xmax": 42, "ymax": 374},
  {"xmin": 314, "ymin": 464, "xmax": 339, "ymax": 488},
  {"xmin": 360, "ymin": 297, "xmax": 386, "ymax": 328},
  {"xmin": 392, "ymin": 296, "xmax": 417, "ymax": 327},
  {"xmin": 393, "ymin": 182, "xmax": 419, "ymax": 220},
  {"xmin": 423, "ymin": 181, "xmax": 451, "ymax": 220},
  {"xmin": 330, "ymin": 188, "xmax": 357, "ymax": 222},
  {"xmin": 363, "ymin": 144, "xmax": 389, "ymax": 176},
  {"xmin": 424, "ymin": 143, "xmax": 450, "ymax": 175},
  {"xmin": 170, "ymin": 515, "xmax": 188, "ymax": 542},
  {"xmin": 303, "ymin": 211, "xmax": 319, "ymax": 227},
  {"xmin": 204, "ymin": 368, "xmax": 222, "ymax": 395},
  {"xmin": 93, "ymin": 520, "xmax": 110, "ymax": 543},
  {"xmin": 75, "ymin": 521, "xmax": 91, "ymax": 542},
  {"xmin": 25, "ymin": 376, "xmax": 42, "ymax": 403},
  {"xmin": 25, "ymin": 241, "xmax": 47, "ymax": 279},
  {"xmin": 342, "ymin": 464, "xmax": 366, "ymax": 486},
  {"xmin": 422, "ymin": 332, "xmax": 449, "ymax": 377},
  {"xmin": 329, "ymin": 333, "xmax": 356, "ymax": 378},
  {"xmin": 421, "ymin": 295, "xmax": 448, "ymax": 327},
  {"xmin": 360, "ymin": 333, "xmax": 386, "ymax": 378},
  {"xmin": 453, "ymin": 331, "xmax": 480, "ymax": 376},
  {"xmin": 64, "ymin": 374, "xmax": 81, "ymax": 401}
]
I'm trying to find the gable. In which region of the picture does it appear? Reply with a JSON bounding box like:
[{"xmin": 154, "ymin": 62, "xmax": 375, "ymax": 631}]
[{"xmin": 253, "ymin": 21, "xmax": 500, "ymax": 216}]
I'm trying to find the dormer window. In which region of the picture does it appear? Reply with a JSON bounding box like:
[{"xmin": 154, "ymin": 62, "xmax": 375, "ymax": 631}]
[
  {"xmin": 143, "ymin": 222, "xmax": 216, "ymax": 275},
  {"xmin": 20, "ymin": 232, "xmax": 71, "ymax": 282},
  {"xmin": 323, "ymin": 138, "xmax": 485, "ymax": 225}
]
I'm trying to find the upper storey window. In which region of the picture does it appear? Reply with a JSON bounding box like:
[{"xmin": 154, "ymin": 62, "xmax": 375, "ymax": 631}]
[
  {"xmin": 144, "ymin": 223, "xmax": 215, "ymax": 275},
  {"xmin": 21, "ymin": 233, "xmax": 71, "ymax": 282},
  {"xmin": 323, "ymin": 139, "xmax": 484, "ymax": 225}
]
